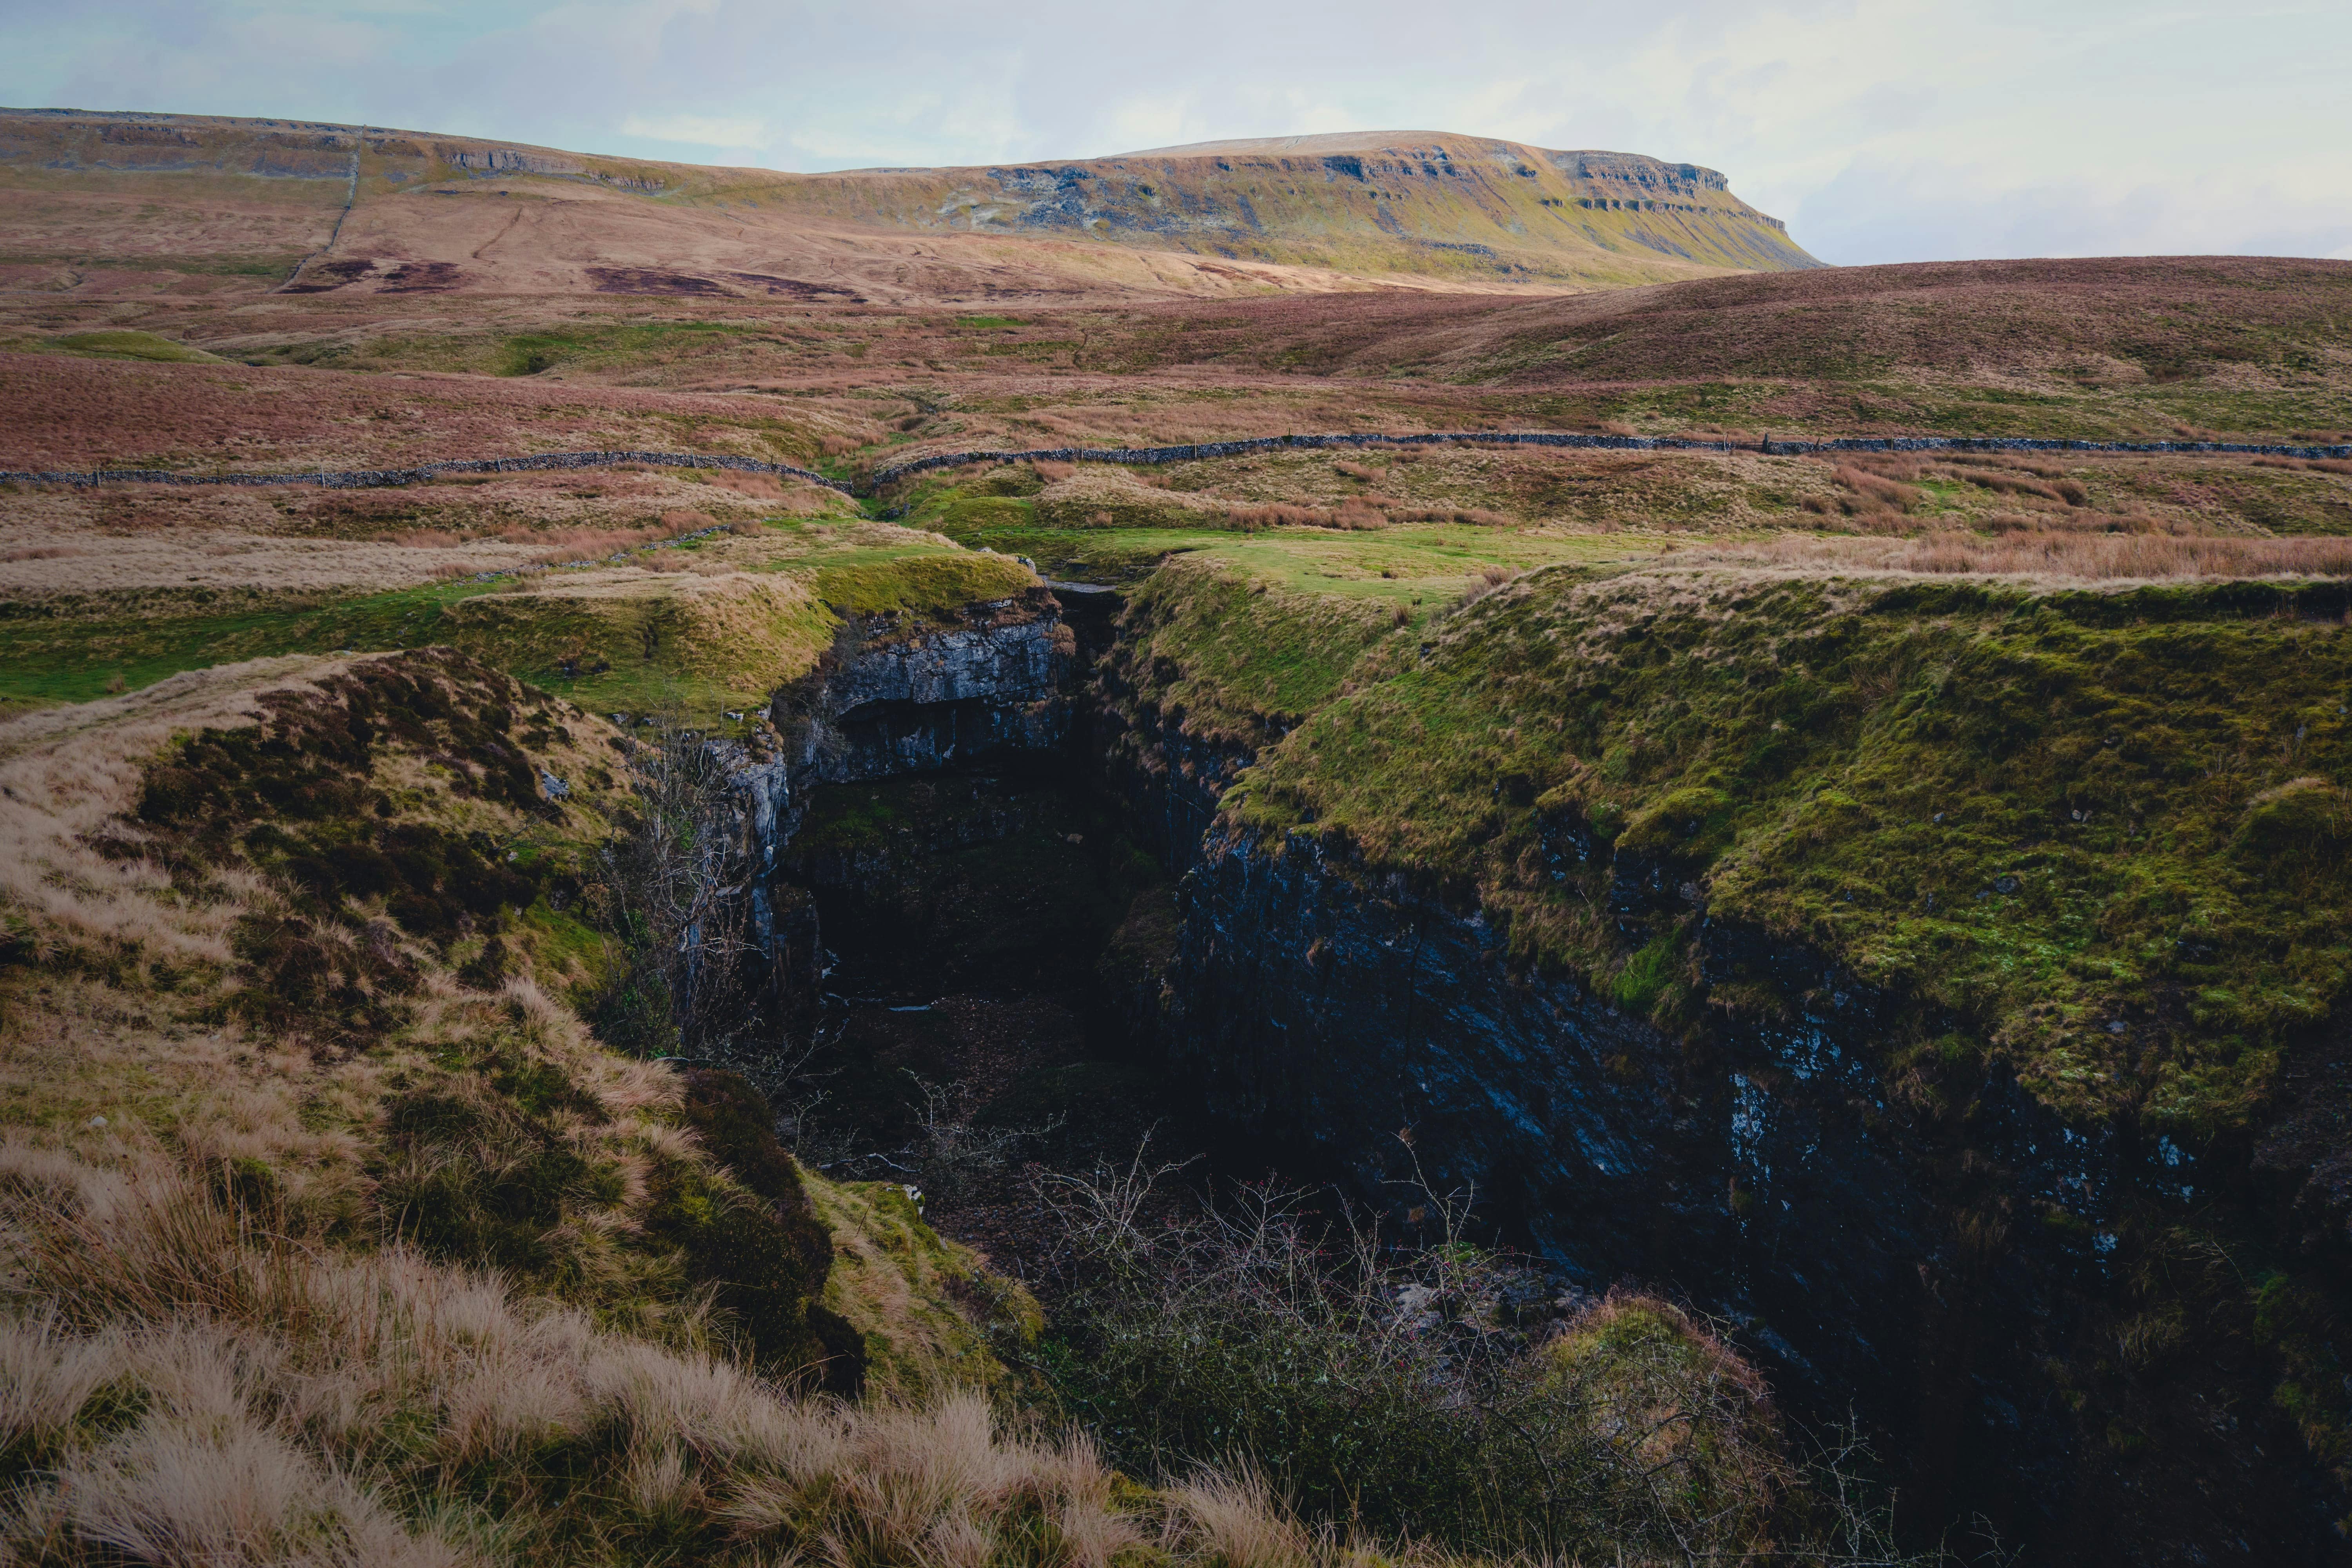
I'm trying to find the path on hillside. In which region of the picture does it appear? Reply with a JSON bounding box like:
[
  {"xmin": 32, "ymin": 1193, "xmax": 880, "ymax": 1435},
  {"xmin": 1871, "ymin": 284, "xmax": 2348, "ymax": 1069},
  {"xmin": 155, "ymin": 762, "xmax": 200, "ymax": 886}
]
[{"xmin": 6, "ymin": 429, "xmax": 2348, "ymax": 500}]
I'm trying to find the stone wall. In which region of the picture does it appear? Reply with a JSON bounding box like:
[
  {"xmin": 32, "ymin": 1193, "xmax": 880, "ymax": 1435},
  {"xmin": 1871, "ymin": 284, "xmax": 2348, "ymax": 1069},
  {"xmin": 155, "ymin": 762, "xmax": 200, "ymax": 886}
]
[{"xmin": 13, "ymin": 431, "xmax": 2347, "ymax": 503}]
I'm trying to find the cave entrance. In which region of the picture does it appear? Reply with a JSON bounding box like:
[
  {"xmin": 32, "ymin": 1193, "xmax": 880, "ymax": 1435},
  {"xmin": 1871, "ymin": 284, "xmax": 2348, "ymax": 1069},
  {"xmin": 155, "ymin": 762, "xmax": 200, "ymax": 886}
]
[{"xmin": 778, "ymin": 749, "xmax": 1180, "ymax": 1270}]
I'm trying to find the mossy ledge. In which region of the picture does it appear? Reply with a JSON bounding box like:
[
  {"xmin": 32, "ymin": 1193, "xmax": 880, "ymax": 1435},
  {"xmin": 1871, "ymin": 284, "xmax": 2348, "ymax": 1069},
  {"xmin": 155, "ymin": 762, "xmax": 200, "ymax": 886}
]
[{"xmin": 1217, "ymin": 568, "xmax": 2352, "ymax": 1132}]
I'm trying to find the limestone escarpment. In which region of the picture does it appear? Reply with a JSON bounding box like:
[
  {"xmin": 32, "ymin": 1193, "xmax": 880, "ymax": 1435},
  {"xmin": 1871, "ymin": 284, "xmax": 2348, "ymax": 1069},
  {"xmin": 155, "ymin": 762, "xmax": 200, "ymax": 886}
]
[
  {"xmin": 887, "ymin": 131, "xmax": 1818, "ymax": 278},
  {"xmin": 0, "ymin": 108, "xmax": 1818, "ymax": 296}
]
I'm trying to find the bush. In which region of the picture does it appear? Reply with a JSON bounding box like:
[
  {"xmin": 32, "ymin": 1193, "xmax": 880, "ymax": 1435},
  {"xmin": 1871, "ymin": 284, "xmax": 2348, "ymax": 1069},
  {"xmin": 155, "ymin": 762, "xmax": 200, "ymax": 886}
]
[{"xmin": 1033, "ymin": 1157, "xmax": 1790, "ymax": 1560}]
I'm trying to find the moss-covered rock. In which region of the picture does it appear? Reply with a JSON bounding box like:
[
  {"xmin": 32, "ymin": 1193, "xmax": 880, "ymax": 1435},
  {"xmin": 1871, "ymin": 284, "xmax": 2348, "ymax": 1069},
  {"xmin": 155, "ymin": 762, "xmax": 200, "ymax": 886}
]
[{"xmin": 1214, "ymin": 569, "xmax": 2352, "ymax": 1130}]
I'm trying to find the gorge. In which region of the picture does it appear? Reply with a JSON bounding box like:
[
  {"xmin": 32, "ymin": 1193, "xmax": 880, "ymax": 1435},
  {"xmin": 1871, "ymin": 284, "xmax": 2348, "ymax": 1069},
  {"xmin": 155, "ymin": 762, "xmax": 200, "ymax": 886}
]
[{"xmin": 714, "ymin": 552, "xmax": 2352, "ymax": 1564}]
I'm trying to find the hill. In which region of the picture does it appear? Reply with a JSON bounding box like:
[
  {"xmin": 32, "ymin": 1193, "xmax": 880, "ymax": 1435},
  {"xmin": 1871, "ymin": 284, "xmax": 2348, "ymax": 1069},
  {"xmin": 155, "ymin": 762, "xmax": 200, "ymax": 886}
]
[
  {"xmin": 0, "ymin": 109, "xmax": 1816, "ymax": 303},
  {"xmin": 1004, "ymin": 255, "xmax": 2352, "ymax": 441}
]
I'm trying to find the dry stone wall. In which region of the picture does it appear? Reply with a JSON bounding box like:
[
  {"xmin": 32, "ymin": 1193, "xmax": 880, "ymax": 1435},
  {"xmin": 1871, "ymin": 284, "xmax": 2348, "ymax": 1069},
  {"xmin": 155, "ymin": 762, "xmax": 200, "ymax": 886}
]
[{"xmin": 7, "ymin": 430, "xmax": 2348, "ymax": 501}]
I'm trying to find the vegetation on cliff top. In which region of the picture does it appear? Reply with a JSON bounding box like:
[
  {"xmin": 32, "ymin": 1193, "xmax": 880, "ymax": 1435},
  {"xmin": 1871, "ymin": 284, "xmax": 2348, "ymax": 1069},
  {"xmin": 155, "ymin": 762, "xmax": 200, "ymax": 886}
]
[
  {"xmin": 0, "ymin": 649, "xmax": 1068, "ymax": 1564},
  {"xmin": 0, "ymin": 519, "xmax": 1037, "ymax": 725},
  {"xmin": 1213, "ymin": 567, "xmax": 2352, "ymax": 1131}
]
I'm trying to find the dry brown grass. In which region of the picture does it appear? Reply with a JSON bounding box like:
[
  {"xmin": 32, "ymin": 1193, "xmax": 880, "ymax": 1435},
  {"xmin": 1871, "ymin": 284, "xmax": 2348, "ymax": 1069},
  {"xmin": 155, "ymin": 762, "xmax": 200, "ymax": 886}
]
[
  {"xmin": 2253, "ymin": 455, "xmax": 2352, "ymax": 475},
  {"xmin": 0, "ymin": 656, "xmax": 340, "ymax": 965},
  {"xmin": 1672, "ymin": 528, "xmax": 2352, "ymax": 581},
  {"xmin": 0, "ymin": 1126, "xmax": 1424, "ymax": 1568},
  {"xmin": 0, "ymin": 469, "xmax": 846, "ymax": 595},
  {"xmin": 0, "ymin": 657, "xmax": 1292, "ymax": 1568},
  {"xmin": 0, "ymin": 1137, "xmax": 1197, "ymax": 1568}
]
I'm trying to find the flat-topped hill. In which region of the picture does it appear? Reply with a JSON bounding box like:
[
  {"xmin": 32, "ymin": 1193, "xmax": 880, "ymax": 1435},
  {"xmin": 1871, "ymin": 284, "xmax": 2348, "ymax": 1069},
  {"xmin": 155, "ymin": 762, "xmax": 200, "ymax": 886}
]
[{"xmin": 0, "ymin": 109, "xmax": 1816, "ymax": 303}]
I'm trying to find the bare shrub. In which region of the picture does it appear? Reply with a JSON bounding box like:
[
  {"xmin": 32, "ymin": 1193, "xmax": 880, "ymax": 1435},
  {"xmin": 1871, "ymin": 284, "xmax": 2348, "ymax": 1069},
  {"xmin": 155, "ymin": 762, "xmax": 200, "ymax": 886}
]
[
  {"xmin": 1833, "ymin": 465, "xmax": 1923, "ymax": 513},
  {"xmin": 590, "ymin": 716, "xmax": 765, "ymax": 1058},
  {"xmin": 1461, "ymin": 563, "xmax": 1516, "ymax": 604},
  {"xmin": 1033, "ymin": 1154, "xmax": 1793, "ymax": 1560},
  {"xmin": 0, "ymin": 1143, "xmax": 1223, "ymax": 1568}
]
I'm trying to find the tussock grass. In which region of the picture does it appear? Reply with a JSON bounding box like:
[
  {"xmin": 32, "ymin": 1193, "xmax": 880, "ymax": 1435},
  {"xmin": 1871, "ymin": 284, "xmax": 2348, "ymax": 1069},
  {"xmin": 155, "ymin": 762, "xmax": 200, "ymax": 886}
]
[
  {"xmin": 0, "ymin": 1144, "xmax": 1184, "ymax": 1568},
  {"xmin": 1680, "ymin": 528, "xmax": 2352, "ymax": 581},
  {"xmin": 0, "ymin": 652, "xmax": 1178, "ymax": 1568},
  {"xmin": 0, "ymin": 655, "xmax": 344, "ymax": 964}
]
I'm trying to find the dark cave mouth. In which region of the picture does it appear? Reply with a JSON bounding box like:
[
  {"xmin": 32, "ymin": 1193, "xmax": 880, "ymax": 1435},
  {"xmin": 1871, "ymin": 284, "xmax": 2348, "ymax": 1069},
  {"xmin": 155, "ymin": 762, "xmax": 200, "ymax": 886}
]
[{"xmin": 775, "ymin": 752, "xmax": 1182, "ymax": 1267}]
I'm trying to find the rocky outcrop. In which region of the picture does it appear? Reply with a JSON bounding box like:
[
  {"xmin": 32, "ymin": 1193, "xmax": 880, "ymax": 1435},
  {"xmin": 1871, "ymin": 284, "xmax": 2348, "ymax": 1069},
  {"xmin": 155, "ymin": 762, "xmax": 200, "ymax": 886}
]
[
  {"xmin": 785, "ymin": 603, "xmax": 1072, "ymax": 788},
  {"xmin": 720, "ymin": 587, "xmax": 1076, "ymax": 972},
  {"xmin": 1079, "ymin": 560, "xmax": 2348, "ymax": 1561},
  {"xmin": 1147, "ymin": 809, "xmax": 2340, "ymax": 1561}
]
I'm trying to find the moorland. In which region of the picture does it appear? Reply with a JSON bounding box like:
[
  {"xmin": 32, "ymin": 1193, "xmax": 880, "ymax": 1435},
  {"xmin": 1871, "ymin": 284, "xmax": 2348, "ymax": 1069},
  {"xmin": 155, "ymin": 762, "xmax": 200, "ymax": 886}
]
[{"xmin": 4, "ymin": 107, "xmax": 2352, "ymax": 1568}]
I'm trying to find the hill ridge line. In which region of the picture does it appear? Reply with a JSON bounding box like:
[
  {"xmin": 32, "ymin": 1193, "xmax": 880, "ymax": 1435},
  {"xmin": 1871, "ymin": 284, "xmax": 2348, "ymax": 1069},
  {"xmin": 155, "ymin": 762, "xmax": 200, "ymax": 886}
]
[{"xmin": 6, "ymin": 431, "xmax": 2348, "ymax": 501}]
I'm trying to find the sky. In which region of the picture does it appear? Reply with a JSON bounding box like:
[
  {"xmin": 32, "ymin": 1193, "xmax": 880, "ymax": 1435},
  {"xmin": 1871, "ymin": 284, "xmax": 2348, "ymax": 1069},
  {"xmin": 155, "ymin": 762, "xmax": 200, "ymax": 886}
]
[{"xmin": 5, "ymin": 0, "xmax": 2348, "ymax": 267}]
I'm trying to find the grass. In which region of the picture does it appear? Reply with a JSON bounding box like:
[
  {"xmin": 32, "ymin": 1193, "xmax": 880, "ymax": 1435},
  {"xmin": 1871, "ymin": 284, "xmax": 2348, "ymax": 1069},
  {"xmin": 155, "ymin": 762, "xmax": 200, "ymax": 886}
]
[
  {"xmin": 45, "ymin": 332, "xmax": 226, "ymax": 365},
  {"xmin": 0, "ymin": 581, "xmax": 513, "ymax": 711},
  {"xmin": 0, "ymin": 1145, "xmax": 1163, "ymax": 1568},
  {"xmin": 0, "ymin": 521, "xmax": 1043, "ymax": 727},
  {"xmin": 1211, "ymin": 567, "xmax": 2352, "ymax": 1131},
  {"xmin": 489, "ymin": 321, "xmax": 771, "ymax": 379}
]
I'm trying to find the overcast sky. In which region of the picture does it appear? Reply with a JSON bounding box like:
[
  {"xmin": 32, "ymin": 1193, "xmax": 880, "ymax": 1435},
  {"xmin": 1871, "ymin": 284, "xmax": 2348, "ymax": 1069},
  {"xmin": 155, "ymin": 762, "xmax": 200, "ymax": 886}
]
[{"xmin": 5, "ymin": 0, "xmax": 2347, "ymax": 267}]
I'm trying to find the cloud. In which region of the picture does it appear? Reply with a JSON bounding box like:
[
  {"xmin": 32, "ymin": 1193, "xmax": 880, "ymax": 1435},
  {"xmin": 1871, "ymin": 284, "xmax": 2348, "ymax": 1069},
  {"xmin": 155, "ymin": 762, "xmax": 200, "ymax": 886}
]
[
  {"xmin": 618, "ymin": 112, "xmax": 769, "ymax": 149},
  {"xmin": 2, "ymin": 0, "xmax": 2346, "ymax": 263}
]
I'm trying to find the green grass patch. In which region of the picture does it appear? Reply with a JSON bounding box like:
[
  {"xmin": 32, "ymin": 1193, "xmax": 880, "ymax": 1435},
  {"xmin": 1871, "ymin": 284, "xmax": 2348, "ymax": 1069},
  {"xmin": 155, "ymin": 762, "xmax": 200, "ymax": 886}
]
[
  {"xmin": 810, "ymin": 549, "xmax": 1036, "ymax": 618},
  {"xmin": 1220, "ymin": 570, "xmax": 2352, "ymax": 1130},
  {"xmin": 490, "ymin": 320, "xmax": 760, "ymax": 377},
  {"xmin": 0, "ymin": 522, "xmax": 1045, "ymax": 726},
  {"xmin": 0, "ymin": 581, "xmax": 512, "ymax": 709}
]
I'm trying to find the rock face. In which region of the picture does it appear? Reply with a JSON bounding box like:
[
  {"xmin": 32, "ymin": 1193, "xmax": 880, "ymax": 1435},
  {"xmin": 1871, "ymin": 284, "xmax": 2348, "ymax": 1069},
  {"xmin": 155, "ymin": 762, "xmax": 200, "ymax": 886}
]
[
  {"xmin": 1152, "ymin": 810, "xmax": 2344, "ymax": 1562},
  {"xmin": 721, "ymin": 578, "xmax": 2348, "ymax": 1561},
  {"xmin": 797, "ymin": 610, "xmax": 1071, "ymax": 786},
  {"xmin": 966, "ymin": 131, "xmax": 1820, "ymax": 274},
  {"xmin": 743, "ymin": 587, "xmax": 1073, "ymax": 852},
  {"xmin": 0, "ymin": 109, "xmax": 1820, "ymax": 295},
  {"xmin": 724, "ymin": 588, "xmax": 1075, "ymax": 1003}
]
